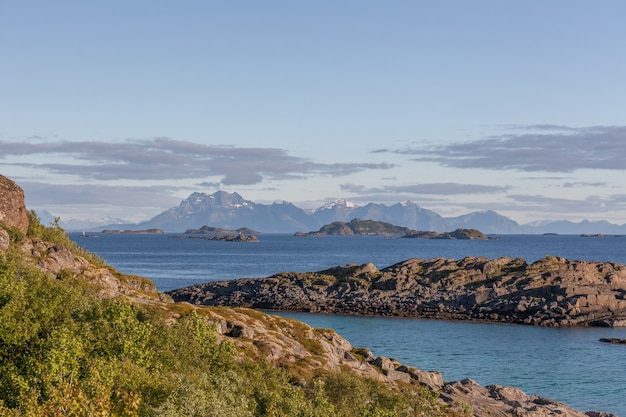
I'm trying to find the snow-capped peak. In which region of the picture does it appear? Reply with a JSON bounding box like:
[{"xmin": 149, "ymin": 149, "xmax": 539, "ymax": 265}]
[{"xmin": 316, "ymin": 199, "xmax": 357, "ymax": 211}]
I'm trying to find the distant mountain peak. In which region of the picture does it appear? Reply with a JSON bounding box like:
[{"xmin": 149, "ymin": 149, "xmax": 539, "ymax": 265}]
[
  {"xmin": 317, "ymin": 199, "xmax": 357, "ymax": 211},
  {"xmin": 182, "ymin": 191, "xmax": 250, "ymax": 209},
  {"xmin": 100, "ymin": 190, "xmax": 626, "ymax": 235}
]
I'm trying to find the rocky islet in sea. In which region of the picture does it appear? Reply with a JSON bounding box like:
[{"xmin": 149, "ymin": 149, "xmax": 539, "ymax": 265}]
[{"xmin": 168, "ymin": 255, "xmax": 626, "ymax": 327}]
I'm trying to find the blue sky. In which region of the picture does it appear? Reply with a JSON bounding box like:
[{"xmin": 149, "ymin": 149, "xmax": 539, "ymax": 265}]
[{"xmin": 1, "ymin": 1, "xmax": 626, "ymax": 224}]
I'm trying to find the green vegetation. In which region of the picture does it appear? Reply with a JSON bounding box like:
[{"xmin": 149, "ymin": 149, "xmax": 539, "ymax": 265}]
[{"xmin": 0, "ymin": 217, "xmax": 447, "ymax": 416}]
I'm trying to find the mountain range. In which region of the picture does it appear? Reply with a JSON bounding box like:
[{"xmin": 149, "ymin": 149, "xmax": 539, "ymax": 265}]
[{"xmin": 75, "ymin": 190, "xmax": 626, "ymax": 235}]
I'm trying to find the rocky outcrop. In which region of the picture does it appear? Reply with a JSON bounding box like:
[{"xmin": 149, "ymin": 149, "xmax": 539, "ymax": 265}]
[
  {"xmin": 599, "ymin": 338, "xmax": 626, "ymax": 345},
  {"xmin": 440, "ymin": 379, "xmax": 601, "ymax": 417},
  {"xmin": 0, "ymin": 174, "xmax": 29, "ymax": 234},
  {"xmin": 168, "ymin": 255, "xmax": 626, "ymax": 327},
  {"xmin": 15, "ymin": 237, "xmax": 161, "ymax": 301}
]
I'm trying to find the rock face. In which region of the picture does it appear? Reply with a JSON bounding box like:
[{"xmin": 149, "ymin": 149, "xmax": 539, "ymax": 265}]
[
  {"xmin": 168, "ymin": 255, "xmax": 626, "ymax": 327},
  {"xmin": 0, "ymin": 174, "xmax": 29, "ymax": 234}
]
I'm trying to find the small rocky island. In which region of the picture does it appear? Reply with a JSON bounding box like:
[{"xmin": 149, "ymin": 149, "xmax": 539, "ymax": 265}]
[
  {"xmin": 184, "ymin": 225, "xmax": 260, "ymax": 235},
  {"xmin": 170, "ymin": 225, "xmax": 260, "ymax": 242},
  {"xmin": 401, "ymin": 228, "xmax": 494, "ymax": 240},
  {"xmin": 171, "ymin": 234, "xmax": 259, "ymax": 242},
  {"xmin": 294, "ymin": 218, "xmax": 492, "ymax": 239},
  {"xmin": 295, "ymin": 218, "xmax": 412, "ymax": 236},
  {"xmin": 599, "ymin": 338, "xmax": 626, "ymax": 345},
  {"xmin": 168, "ymin": 255, "xmax": 626, "ymax": 327},
  {"xmin": 101, "ymin": 228, "xmax": 165, "ymax": 234}
]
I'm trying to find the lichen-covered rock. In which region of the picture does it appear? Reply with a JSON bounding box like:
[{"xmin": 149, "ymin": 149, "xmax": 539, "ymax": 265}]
[
  {"xmin": 440, "ymin": 378, "xmax": 593, "ymax": 417},
  {"xmin": 15, "ymin": 237, "xmax": 159, "ymax": 301},
  {"xmin": 0, "ymin": 174, "xmax": 29, "ymax": 234}
]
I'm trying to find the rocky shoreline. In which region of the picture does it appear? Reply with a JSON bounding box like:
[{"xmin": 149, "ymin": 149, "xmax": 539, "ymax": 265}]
[{"xmin": 168, "ymin": 255, "xmax": 626, "ymax": 327}]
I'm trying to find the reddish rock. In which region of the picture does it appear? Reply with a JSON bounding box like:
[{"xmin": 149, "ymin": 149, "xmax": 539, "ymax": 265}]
[{"xmin": 0, "ymin": 174, "xmax": 29, "ymax": 234}]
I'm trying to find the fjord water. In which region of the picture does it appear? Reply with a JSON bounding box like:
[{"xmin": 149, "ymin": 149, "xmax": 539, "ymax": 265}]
[{"xmin": 71, "ymin": 233, "xmax": 626, "ymax": 415}]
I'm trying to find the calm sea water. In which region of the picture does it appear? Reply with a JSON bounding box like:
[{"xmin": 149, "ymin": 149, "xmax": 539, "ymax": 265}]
[{"xmin": 71, "ymin": 233, "xmax": 626, "ymax": 415}]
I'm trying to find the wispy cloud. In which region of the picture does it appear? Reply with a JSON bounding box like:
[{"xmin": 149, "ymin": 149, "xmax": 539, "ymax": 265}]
[
  {"xmin": 19, "ymin": 181, "xmax": 182, "ymax": 208},
  {"xmin": 340, "ymin": 182, "xmax": 509, "ymax": 195},
  {"xmin": 384, "ymin": 125, "xmax": 626, "ymax": 172},
  {"xmin": 0, "ymin": 137, "xmax": 395, "ymax": 185},
  {"xmin": 505, "ymin": 193, "xmax": 626, "ymax": 215},
  {"xmin": 562, "ymin": 181, "xmax": 608, "ymax": 188}
]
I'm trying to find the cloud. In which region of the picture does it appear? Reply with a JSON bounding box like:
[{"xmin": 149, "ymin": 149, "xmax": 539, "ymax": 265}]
[
  {"xmin": 505, "ymin": 193, "xmax": 626, "ymax": 215},
  {"xmin": 388, "ymin": 125, "xmax": 626, "ymax": 172},
  {"xmin": 19, "ymin": 181, "xmax": 182, "ymax": 208},
  {"xmin": 0, "ymin": 137, "xmax": 395, "ymax": 185},
  {"xmin": 562, "ymin": 181, "xmax": 608, "ymax": 188},
  {"xmin": 340, "ymin": 182, "xmax": 509, "ymax": 195}
]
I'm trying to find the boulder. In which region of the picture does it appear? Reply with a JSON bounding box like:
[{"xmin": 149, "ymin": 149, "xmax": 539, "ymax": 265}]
[{"xmin": 0, "ymin": 174, "xmax": 29, "ymax": 234}]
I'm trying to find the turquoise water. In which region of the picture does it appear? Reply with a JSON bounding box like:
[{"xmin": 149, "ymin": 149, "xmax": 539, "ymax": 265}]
[{"xmin": 72, "ymin": 233, "xmax": 626, "ymax": 415}]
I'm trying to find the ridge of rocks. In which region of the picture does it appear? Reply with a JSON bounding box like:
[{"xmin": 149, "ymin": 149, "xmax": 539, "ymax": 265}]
[{"xmin": 168, "ymin": 255, "xmax": 626, "ymax": 327}]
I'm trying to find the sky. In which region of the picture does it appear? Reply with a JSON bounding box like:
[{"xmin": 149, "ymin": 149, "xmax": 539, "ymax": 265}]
[{"xmin": 1, "ymin": 1, "xmax": 626, "ymax": 225}]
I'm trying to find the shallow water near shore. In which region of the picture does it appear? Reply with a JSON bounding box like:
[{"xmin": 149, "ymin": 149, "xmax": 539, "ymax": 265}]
[{"xmin": 72, "ymin": 233, "xmax": 626, "ymax": 415}]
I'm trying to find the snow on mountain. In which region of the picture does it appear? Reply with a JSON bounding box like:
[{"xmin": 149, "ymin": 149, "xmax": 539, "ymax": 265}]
[{"xmin": 315, "ymin": 199, "xmax": 357, "ymax": 211}]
